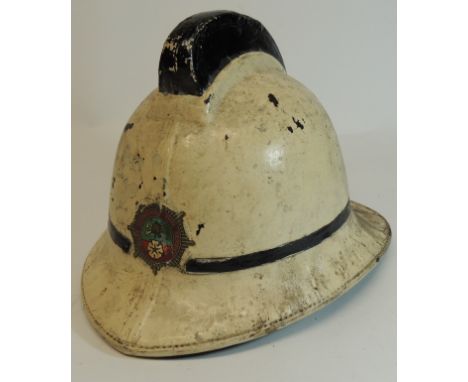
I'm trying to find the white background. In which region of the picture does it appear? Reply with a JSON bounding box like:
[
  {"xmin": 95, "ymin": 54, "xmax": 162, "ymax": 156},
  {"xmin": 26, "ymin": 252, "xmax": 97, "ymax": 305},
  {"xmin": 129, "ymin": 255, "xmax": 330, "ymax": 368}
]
[{"xmin": 72, "ymin": 0, "xmax": 396, "ymax": 381}]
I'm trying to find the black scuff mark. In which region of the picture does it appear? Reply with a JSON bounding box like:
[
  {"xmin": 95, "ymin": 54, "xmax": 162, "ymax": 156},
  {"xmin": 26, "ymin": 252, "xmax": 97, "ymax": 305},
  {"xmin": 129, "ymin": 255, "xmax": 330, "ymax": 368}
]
[
  {"xmin": 138, "ymin": 182, "xmax": 143, "ymax": 190},
  {"xmin": 135, "ymin": 152, "xmax": 145, "ymax": 162},
  {"xmin": 268, "ymin": 93, "xmax": 279, "ymax": 107},
  {"xmin": 287, "ymin": 126, "xmax": 294, "ymax": 133},
  {"xmin": 224, "ymin": 134, "xmax": 229, "ymax": 140},
  {"xmin": 124, "ymin": 123, "xmax": 134, "ymax": 132},
  {"xmin": 292, "ymin": 117, "xmax": 304, "ymax": 130},
  {"xmin": 196, "ymin": 223, "xmax": 205, "ymax": 236},
  {"xmin": 204, "ymin": 94, "xmax": 212, "ymax": 104},
  {"xmin": 153, "ymin": 176, "xmax": 157, "ymax": 180}
]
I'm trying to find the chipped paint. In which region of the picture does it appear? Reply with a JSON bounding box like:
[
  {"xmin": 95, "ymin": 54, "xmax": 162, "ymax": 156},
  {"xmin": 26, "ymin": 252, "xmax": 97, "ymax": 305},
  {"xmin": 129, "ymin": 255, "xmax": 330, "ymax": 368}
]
[
  {"xmin": 268, "ymin": 93, "xmax": 279, "ymax": 107},
  {"xmin": 292, "ymin": 117, "xmax": 304, "ymax": 130}
]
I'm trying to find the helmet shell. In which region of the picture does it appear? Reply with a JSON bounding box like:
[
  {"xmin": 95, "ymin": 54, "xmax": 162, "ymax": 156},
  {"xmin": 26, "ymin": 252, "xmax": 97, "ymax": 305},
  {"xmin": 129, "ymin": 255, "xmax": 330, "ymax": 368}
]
[{"xmin": 109, "ymin": 53, "xmax": 349, "ymax": 263}]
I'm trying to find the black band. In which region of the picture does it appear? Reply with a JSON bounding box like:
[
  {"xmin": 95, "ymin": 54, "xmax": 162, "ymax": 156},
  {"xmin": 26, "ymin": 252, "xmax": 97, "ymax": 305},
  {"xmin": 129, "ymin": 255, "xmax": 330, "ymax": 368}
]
[
  {"xmin": 158, "ymin": 11, "xmax": 285, "ymax": 96},
  {"xmin": 185, "ymin": 202, "xmax": 351, "ymax": 273},
  {"xmin": 108, "ymin": 202, "xmax": 351, "ymax": 273},
  {"xmin": 108, "ymin": 219, "xmax": 131, "ymax": 253}
]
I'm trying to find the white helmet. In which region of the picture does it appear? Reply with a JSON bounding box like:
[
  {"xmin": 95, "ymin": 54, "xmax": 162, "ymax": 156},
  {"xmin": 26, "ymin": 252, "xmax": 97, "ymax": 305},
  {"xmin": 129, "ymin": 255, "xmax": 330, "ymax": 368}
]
[{"xmin": 82, "ymin": 10, "xmax": 391, "ymax": 357}]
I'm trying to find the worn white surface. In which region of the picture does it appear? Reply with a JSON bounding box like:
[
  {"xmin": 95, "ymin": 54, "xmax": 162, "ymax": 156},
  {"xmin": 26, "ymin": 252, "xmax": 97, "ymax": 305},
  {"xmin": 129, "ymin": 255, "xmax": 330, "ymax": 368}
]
[{"xmin": 72, "ymin": 0, "xmax": 395, "ymax": 380}]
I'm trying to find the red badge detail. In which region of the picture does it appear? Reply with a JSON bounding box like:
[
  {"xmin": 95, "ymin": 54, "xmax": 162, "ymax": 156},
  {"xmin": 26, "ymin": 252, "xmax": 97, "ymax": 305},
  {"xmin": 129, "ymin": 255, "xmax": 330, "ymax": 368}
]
[{"xmin": 128, "ymin": 204, "xmax": 195, "ymax": 273}]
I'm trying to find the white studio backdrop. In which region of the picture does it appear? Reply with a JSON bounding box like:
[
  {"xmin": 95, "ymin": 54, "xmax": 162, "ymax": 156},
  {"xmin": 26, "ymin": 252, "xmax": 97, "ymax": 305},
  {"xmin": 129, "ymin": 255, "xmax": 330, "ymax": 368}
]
[{"xmin": 72, "ymin": 1, "xmax": 395, "ymax": 381}]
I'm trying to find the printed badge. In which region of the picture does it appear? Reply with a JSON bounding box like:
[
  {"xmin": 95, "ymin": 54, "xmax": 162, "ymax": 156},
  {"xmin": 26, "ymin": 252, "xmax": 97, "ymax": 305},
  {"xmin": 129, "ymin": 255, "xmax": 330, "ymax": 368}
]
[{"xmin": 128, "ymin": 204, "xmax": 195, "ymax": 273}]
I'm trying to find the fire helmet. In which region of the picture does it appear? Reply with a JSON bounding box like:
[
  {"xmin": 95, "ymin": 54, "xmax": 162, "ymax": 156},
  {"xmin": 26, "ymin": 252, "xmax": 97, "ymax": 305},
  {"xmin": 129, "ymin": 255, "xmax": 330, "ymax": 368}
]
[{"xmin": 82, "ymin": 11, "xmax": 391, "ymax": 357}]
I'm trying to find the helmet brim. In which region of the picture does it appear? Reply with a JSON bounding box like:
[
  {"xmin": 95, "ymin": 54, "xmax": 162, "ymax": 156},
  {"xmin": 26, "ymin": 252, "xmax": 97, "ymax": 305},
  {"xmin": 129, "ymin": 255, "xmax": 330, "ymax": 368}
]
[{"xmin": 81, "ymin": 201, "xmax": 391, "ymax": 357}]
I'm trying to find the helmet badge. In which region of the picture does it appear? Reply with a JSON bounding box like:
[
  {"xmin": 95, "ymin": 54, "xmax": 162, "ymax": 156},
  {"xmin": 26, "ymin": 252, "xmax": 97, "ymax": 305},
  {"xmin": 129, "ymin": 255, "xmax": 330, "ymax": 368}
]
[{"xmin": 128, "ymin": 204, "xmax": 195, "ymax": 274}]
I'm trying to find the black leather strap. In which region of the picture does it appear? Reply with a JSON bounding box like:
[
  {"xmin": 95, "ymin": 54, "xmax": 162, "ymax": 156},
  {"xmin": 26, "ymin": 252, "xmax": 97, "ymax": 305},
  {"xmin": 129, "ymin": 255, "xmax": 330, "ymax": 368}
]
[
  {"xmin": 108, "ymin": 202, "xmax": 351, "ymax": 273},
  {"xmin": 108, "ymin": 219, "xmax": 131, "ymax": 253},
  {"xmin": 185, "ymin": 202, "xmax": 351, "ymax": 273}
]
